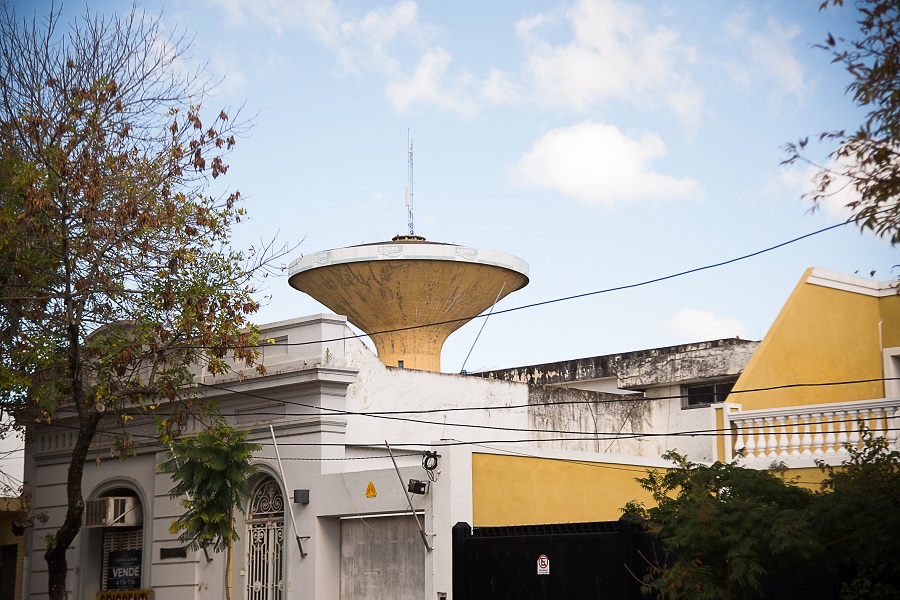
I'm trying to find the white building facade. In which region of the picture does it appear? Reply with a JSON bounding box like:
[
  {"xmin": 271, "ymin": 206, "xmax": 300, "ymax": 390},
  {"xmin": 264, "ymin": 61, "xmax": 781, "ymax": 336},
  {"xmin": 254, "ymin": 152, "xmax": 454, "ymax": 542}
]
[{"xmin": 22, "ymin": 314, "xmax": 751, "ymax": 600}]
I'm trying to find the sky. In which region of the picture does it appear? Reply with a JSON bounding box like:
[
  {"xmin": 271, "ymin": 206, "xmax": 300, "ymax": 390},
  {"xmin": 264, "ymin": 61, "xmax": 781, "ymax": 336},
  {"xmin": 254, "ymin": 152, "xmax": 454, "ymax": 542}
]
[{"xmin": 1, "ymin": 0, "xmax": 896, "ymax": 483}]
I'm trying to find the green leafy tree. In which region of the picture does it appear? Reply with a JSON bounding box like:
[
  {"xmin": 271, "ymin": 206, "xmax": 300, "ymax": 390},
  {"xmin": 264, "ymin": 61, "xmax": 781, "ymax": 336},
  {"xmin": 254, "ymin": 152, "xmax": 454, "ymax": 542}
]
[
  {"xmin": 622, "ymin": 452, "xmax": 818, "ymax": 600},
  {"xmin": 158, "ymin": 422, "xmax": 261, "ymax": 600},
  {"xmin": 814, "ymin": 430, "xmax": 900, "ymax": 599},
  {"xmin": 0, "ymin": 4, "xmax": 283, "ymax": 598},
  {"xmin": 784, "ymin": 0, "xmax": 900, "ymax": 243}
]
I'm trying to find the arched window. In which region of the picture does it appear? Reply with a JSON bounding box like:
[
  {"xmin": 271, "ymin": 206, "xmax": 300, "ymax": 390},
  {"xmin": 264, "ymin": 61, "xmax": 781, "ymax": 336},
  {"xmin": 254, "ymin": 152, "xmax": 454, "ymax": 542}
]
[
  {"xmin": 246, "ymin": 476, "xmax": 284, "ymax": 600},
  {"xmin": 82, "ymin": 487, "xmax": 146, "ymax": 598}
]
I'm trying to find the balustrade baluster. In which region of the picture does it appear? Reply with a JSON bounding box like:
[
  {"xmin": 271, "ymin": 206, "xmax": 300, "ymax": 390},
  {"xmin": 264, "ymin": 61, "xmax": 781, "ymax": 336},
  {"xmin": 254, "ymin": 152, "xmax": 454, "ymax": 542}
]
[
  {"xmin": 733, "ymin": 419, "xmax": 747, "ymax": 460},
  {"xmin": 886, "ymin": 407, "xmax": 899, "ymax": 451},
  {"xmin": 765, "ymin": 417, "xmax": 778, "ymax": 461},
  {"xmin": 873, "ymin": 407, "xmax": 887, "ymax": 440},
  {"xmin": 744, "ymin": 418, "xmax": 758, "ymax": 460},
  {"xmin": 835, "ymin": 411, "xmax": 848, "ymax": 455},
  {"xmin": 801, "ymin": 414, "xmax": 814, "ymax": 456},
  {"xmin": 754, "ymin": 418, "xmax": 767, "ymax": 460},
  {"xmin": 848, "ymin": 409, "xmax": 862, "ymax": 450},
  {"xmin": 823, "ymin": 412, "xmax": 836, "ymax": 456},
  {"xmin": 775, "ymin": 416, "xmax": 788, "ymax": 457},
  {"xmin": 789, "ymin": 416, "xmax": 801, "ymax": 457},
  {"xmin": 811, "ymin": 413, "xmax": 825, "ymax": 456}
]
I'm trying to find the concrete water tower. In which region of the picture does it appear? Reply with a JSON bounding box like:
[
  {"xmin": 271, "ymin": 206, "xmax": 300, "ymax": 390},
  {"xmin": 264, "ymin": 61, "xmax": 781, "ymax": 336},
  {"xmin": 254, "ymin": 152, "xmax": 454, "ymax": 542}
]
[{"xmin": 287, "ymin": 236, "xmax": 529, "ymax": 372}]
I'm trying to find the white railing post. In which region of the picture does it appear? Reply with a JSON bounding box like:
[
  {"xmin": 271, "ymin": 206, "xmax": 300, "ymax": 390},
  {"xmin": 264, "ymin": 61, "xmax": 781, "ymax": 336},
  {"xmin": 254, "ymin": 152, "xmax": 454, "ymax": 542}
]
[
  {"xmin": 733, "ymin": 417, "xmax": 746, "ymax": 461},
  {"xmin": 744, "ymin": 418, "xmax": 758, "ymax": 460},
  {"xmin": 765, "ymin": 417, "xmax": 778, "ymax": 461},
  {"xmin": 823, "ymin": 412, "xmax": 836, "ymax": 457},
  {"xmin": 801, "ymin": 414, "xmax": 813, "ymax": 457},
  {"xmin": 835, "ymin": 410, "xmax": 848, "ymax": 453},
  {"xmin": 811, "ymin": 412, "xmax": 825, "ymax": 458},
  {"xmin": 849, "ymin": 409, "xmax": 862, "ymax": 449},
  {"xmin": 886, "ymin": 407, "xmax": 899, "ymax": 451},
  {"xmin": 775, "ymin": 415, "xmax": 788, "ymax": 457},
  {"xmin": 789, "ymin": 416, "xmax": 801, "ymax": 457}
]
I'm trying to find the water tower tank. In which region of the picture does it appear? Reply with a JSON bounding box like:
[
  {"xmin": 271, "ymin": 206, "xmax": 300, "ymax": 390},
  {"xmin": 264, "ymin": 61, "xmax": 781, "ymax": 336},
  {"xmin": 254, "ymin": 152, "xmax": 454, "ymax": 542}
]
[{"xmin": 288, "ymin": 236, "xmax": 529, "ymax": 372}]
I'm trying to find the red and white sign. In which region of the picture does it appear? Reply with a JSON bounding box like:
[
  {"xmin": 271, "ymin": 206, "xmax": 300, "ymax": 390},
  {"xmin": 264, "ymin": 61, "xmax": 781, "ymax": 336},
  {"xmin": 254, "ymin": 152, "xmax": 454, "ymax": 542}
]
[{"xmin": 537, "ymin": 554, "xmax": 550, "ymax": 575}]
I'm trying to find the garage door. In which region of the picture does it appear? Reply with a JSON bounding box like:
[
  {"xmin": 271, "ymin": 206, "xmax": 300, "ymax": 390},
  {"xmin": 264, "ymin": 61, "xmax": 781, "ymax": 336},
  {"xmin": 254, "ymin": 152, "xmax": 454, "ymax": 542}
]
[{"xmin": 340, "ymin": 515, "xmax": 425, "ymax": 600}]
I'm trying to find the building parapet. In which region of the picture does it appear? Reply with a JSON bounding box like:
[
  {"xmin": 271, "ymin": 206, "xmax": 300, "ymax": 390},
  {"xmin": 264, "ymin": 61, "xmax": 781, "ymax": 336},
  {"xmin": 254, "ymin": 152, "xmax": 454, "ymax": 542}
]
[{"xmin": 727, "ymin": 397, "xmax": 900, "ymax": 467}]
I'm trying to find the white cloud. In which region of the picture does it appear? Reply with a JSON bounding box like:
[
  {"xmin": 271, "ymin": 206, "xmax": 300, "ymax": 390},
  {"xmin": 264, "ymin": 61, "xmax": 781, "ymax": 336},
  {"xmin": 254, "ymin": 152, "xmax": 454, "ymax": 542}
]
[
  {"xmin": 724, "ymin": 12, "xmax": 811, "ymax": 104},
  {"xmin": 517, "ymin": 0, "xmax": 704, "ymax": 126},
  {"xmin": 480, "ymin": 68, "xmax": 522, "ymax": 105},
  {"xmin": 211, "ymin": 0, "xmax": 342, "ymax": 42},
  {"xmin": 663, "ymin": 308, "xmax": 749, "ymax": 342},
  {"xmin": 209, "ymin": 0, "xmax": 491, "ymax": 115},
  {"xmin": 385, "ymin": 48, "xmax": 479, "ymax": 116},
  {"xmin": 512, "ymin": 121, "xmax": 700, "ymax": 207},
  {"xmin": 206, "ymin": 0, "xmax": 708, "ymax": 120},
  {"xmin": 337, "ymin": 1, "xmax": 422, "ymax": 76}
]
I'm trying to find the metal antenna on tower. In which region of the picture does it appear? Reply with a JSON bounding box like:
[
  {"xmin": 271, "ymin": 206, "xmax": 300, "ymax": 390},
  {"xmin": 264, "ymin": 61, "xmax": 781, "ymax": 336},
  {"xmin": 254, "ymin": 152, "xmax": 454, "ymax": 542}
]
[{"xmin": 406, "ymin": 134, "xmax": 414, "ymax": 236}]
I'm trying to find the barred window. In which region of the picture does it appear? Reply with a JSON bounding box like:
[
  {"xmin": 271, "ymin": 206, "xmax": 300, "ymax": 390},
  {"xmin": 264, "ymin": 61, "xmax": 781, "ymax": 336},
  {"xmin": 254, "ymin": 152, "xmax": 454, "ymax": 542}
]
[{"xmin": 683, "ymin": 380, "xmax": 735, "ymax": 408}]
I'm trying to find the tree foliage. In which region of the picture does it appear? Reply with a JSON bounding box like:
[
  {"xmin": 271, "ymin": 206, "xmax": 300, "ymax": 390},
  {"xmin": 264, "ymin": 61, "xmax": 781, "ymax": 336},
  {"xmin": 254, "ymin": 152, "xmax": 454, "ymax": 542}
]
[
  {"xmin": 0, "ymin": 4, "xmax": 282, "ymax": 598},
  {"xmin": 814, "ymin": 432, "xmax": 900, "ymax": 599},
  {"xmin": 784, "ymin": 0, "xmax": 900, "ymax": 243},
  {"xmin": 625, "ymin": 430, "xmax": 900, "ymax": 600},
  {"xmin": 622, "ymin": 452, "xmax": 817, "ymax": 600},
  {"xmin": 157, "ymin": 422, "xmax": 261, "ymax": 553}
]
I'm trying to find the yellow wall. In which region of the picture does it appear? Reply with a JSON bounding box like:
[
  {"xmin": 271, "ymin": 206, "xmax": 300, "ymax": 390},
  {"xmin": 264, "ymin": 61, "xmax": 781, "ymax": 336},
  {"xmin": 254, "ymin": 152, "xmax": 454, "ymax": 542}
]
[
  {"xmin": 469, "ymin": 456, "xmax": 843, "ymax": 529},
  {"xmin": 471, "ymin": 453, "xmax": 656, "ymax": 527},
  {"xmin": 879, "ymin": 292, "xmax": 900, "ymax": 349},
  {"xmin": 732, "ymin": 269, "xmax": 889, "ymax": 410}
]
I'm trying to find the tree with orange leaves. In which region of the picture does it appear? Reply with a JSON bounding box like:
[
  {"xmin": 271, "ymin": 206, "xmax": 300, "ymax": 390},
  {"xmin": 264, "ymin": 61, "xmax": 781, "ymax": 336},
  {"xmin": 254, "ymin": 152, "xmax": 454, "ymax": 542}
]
[{"xmin": 0, "ymin": 4, "xmax": 284, "ymax": 598}]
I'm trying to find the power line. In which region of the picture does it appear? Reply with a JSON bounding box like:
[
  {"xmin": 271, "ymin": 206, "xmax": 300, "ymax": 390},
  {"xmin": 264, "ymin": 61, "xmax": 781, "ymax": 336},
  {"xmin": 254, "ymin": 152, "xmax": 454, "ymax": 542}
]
[
  {"xmin": 30, "ymin": 378, "xmax": 899, "ymax": 449},
  {"xmin": 164, "ymin": 220, "xmax": 849, "ymax": 351},
  {"xmin": 197, "ymin": 376, "xmax": 897, "ymax": 421},
  {"xmin": 37, "ymin": 376, "xmax": 897, "ymax": 444}
]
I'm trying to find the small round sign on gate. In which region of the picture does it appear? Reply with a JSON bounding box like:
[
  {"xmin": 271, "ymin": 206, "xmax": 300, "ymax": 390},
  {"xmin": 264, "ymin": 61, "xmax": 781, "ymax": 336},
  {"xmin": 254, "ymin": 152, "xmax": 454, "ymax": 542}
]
[{"xmin": 537, "ymin": 554, "xmax": 550, "ymax": 575}]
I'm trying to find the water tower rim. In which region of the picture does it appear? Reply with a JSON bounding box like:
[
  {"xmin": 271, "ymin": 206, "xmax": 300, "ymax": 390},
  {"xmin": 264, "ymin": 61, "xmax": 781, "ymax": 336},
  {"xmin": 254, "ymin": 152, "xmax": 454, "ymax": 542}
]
[{"xmin": 288, "ymin": 241, "xmax": 529, "ymax": 281}]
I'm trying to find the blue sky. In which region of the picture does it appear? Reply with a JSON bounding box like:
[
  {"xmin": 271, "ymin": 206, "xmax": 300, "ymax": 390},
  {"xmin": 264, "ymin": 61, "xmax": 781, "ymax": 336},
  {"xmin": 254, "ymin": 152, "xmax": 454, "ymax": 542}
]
[
  {"xmin": 1, "ymin": 0, "xmax": 894, "ymax": 482},
  {"xmin": 165, "ymin": 0, "xmax": 890, "ymax": 372}
]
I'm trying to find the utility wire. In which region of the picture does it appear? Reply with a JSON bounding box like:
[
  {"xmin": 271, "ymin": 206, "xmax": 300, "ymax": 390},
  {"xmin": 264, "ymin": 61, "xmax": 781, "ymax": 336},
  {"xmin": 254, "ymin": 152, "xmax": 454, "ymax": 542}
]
[
  {"xmin": 197, "ymin": 376, "xmax": 898, "ymax": 419},
  {"xmin": 31, "ymin": 376, "xmax": 899, "ymax": 443},
  {"xmin": 163, "ymin": 221, "xmax": 848, "ymax": 351},
  {"xmin": 34, "ymin": 389, "xmax": 900, "ymax": 447}
]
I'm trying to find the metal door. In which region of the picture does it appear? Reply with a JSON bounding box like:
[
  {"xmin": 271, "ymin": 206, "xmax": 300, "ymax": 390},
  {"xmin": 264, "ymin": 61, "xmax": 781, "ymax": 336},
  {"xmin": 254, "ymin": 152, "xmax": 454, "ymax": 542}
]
[{"xmin": 247, "ymin": 477, "xmax": 285, "ymax": 600}]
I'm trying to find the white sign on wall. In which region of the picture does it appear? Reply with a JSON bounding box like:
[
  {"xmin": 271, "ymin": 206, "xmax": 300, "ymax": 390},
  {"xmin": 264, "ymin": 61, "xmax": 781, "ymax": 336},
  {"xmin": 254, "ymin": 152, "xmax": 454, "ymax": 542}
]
[{"xmin": 537, "ymin": 554, "xmax": 550, "ymax": 575}]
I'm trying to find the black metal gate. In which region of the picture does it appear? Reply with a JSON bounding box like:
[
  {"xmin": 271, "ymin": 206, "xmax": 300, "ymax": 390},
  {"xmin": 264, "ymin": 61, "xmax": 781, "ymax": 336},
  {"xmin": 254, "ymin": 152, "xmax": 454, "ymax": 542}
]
[
  {"xmin": 453, "ymin": 520, "xmax": 841, "ymax": 600},
  {"xmin": 452, "ymin": 520, "xmax": 654, "ymax": 600}
]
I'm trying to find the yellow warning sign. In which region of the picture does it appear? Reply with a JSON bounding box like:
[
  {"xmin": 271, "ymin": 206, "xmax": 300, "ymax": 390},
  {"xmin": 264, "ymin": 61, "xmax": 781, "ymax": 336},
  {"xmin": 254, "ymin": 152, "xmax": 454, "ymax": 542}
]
[{"xmin": 365, "ymin": 481, "xmax": 377, "ymax": 498}]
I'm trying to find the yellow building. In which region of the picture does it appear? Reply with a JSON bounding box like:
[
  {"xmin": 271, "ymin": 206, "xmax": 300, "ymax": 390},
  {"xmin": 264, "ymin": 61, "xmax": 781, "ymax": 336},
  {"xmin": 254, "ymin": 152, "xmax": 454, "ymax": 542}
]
[
  {"xmin": 722, "ymin": 268, "xmax": 900, "ymax": 483},
  {"xmin": 472, "ymin": 268, "xmax": 900, "ymax": 524}
]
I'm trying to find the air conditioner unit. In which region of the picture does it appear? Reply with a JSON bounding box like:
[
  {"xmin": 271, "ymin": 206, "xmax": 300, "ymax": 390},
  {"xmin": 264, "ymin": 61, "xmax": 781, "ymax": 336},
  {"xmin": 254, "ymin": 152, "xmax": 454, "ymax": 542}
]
[{"xmin": 84, "ymin": 497, "xmax": 142, "ymax": 528}]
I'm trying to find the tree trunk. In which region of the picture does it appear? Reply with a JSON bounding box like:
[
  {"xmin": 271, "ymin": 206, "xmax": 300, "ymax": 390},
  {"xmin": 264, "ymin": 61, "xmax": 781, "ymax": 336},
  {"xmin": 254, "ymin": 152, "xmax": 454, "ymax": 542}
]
[
  {"xmin": 45, "ymin": 411, "xmax": 102, "ymax": 600},
  {"xmin": 226, "ymin": 511, "xmax": 234, "ymax": 600}
]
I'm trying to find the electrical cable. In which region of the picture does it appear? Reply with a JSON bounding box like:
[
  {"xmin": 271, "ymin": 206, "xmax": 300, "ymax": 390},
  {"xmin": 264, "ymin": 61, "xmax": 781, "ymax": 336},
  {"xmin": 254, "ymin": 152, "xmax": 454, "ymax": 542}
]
[
  {"xmin": 27, "ymin": 376, "xmax": 900, "ymax": 449},
  {"xmin": 199, "ymin": 376, "xmax": 899, "ymax": 417},
  {"xmin": 148, "ymin": 220, "xmax": 849, "ymax": 352},
  {"xmin": 34, "ymin": 407, "xmax": 900, "ymax": 449}
]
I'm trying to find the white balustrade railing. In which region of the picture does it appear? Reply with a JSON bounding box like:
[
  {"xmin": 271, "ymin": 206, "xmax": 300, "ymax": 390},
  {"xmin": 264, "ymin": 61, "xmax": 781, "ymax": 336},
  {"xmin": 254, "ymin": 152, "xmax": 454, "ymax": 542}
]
[{"xmin": 728, "ymin": 398, "xmax": 900, "ymax": 466}]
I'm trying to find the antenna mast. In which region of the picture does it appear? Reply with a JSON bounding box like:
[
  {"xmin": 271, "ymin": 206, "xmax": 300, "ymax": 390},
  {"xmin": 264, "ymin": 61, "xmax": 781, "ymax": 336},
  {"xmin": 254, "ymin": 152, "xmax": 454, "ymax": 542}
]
[{"xmin": 406, "ymin": 134, "xmax": 414, "ymax": 236}]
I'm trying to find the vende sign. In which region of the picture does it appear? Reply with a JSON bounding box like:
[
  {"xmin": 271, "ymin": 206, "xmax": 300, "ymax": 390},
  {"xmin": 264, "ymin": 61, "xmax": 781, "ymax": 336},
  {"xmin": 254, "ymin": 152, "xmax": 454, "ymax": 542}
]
[
  {"xmin": 537, "ymin": 554, "xmax": 550, "ymax": 575},
  {"xmin": 107, "ymin": 549, "xmax": 141, "ymax": 590}
]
